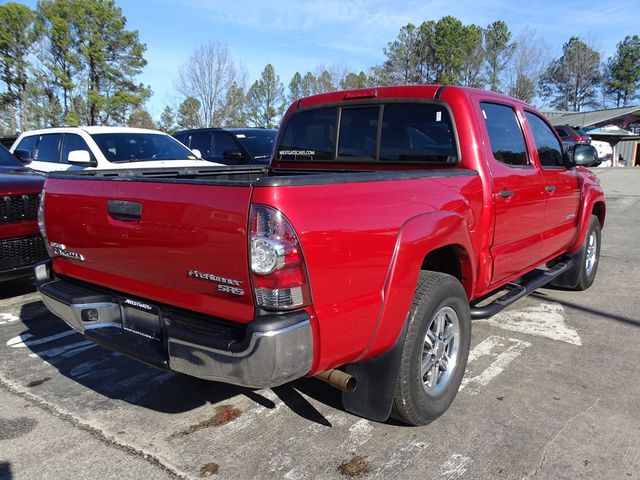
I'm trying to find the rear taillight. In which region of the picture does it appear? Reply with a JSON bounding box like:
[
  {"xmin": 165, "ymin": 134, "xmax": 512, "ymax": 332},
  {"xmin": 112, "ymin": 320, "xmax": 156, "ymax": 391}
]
[
  {"xmin": 249, "ymin": 205, "xmax": 311, "ymax": 311},
  {"xmin": 37, "ymin": 190, "xmax": 54, "ymax": 256},
  {"xmin": 573, "ymin": 136, "xmax": 588, "ymax": 142}
]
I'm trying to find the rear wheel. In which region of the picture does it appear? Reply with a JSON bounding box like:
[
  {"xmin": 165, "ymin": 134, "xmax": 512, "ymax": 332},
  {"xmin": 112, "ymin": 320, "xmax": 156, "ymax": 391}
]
[{"xmin": 392, "ymin": 272, "xmax": 471, "ymax": 426}]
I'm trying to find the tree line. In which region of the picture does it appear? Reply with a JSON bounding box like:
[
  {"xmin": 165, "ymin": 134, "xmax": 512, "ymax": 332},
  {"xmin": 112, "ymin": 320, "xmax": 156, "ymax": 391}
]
[
  {"xmin": 0, "ymin": 0, "xmax": 148, "ymax": 135},
  {"xmin": 1, "ymin": 1, "xmax": 639, "ymax": 135}
]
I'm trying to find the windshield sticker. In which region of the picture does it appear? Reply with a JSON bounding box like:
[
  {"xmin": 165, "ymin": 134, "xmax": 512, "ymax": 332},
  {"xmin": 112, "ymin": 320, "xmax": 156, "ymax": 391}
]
[
  {"xmin": 188, "ymin": 155, "xmax": 196, "ymax": 159},
  {"xmin": 436, "ymin": 111, "xmax": 442, "ymax": 122},
  {"xmin": 235, "ymin": 134, "xmax": 246, "ymax": 138},
  {"xmin": 279, "ymin": 149, "xmax": 316, "ymax": 157}
]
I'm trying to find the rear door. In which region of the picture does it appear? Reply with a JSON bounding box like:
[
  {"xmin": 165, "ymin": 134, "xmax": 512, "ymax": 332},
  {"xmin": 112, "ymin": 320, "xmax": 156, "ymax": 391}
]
[
  {"xmin": 44, "ymin": 177, "xmax": 255, "ymax": 323},
  {"xmin": 476, "ymin": 100, "xmax": 545, "ymax": 284},
  {"xmin": 524, "ymin": 111, "xmax": 580, "ymax": 259}
]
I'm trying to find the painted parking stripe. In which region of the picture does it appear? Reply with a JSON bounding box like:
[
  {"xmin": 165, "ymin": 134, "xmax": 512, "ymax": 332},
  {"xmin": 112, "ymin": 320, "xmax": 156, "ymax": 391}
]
[
  {"xmin": 477, "ymin": 303, "xmax": 581, "ymax": 345},
  {"xmin": 26, "ymin": 340, "xmax": 95, "ymax": 359},
  {"xmin": 7, "ymin": 330, "xmax": 76, "ymax": 348},
  {"xmin": 437, "ymin": 454, "xmax": 472, "ymax": 479},
  {"xmin": 0, "ymin": 313, "xmax": 20, "ymax": 325},
  {"xmin": 461, "ymin": 336, "xmax": 531, "ymax": 395},
  {"xmin": 369, "ymin": 440, "xmax": 429, "ymax": 479},
  {"xmin": 270, "ymin": 412, "xmax": 350, "ymax": 477}
]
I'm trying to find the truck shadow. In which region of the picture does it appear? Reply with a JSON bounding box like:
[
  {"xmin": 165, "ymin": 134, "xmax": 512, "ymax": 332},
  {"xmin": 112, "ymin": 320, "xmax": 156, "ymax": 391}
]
[
  {"xmin": 532, "ymin": 291, "xmax": 640, "ymax": 326},
  {"xmin": 15, "ymin": 301, "xmax": 341, "ymax": 426},
  {"xmin": 0, "ymin": 278, "xmax": 36, "ymax": 300}
]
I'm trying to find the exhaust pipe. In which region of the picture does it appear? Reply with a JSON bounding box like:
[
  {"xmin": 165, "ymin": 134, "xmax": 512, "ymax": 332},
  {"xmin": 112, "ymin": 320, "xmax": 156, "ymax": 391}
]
[{"xmin": 315, "ymin": 369, "xmax": 357, "ymax": 393}]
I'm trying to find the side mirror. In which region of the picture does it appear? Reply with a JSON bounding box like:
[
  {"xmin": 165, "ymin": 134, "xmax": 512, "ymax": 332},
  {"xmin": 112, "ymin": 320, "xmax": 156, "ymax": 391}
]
[
  {"xmin": 572, "ymin": 144, "xmax": 598, "ymax": 167},
  {"xmin": 13, "ymin": 149, "xmax": 32, "ymax": 165},
  {"xmin": 223, "ymin": 150, "xmax": 245, "ymax": 161},
  {"xmin": 191, "ymin": 148, "xmax": 202, "ymax": 159},
  {"xmin": 67, "ymin": 150, "xmax": 92, "ymax": 165}
]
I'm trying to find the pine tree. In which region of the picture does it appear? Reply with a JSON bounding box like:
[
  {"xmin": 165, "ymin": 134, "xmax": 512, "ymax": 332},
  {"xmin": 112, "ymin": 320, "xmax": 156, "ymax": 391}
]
[{"xmin": 246, "ymin": 64, "xmax": 284, "ymax": 128}]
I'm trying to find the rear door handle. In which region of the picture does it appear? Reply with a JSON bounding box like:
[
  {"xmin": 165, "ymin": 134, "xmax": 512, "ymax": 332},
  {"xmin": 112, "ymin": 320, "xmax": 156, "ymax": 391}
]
[
  {"xmin": 546, "ymin": 185, "xmax": 557, "ymax": 193},
  {"xmin": 498, "ymin": 190, "xmax": 514, "ymax": 198},
  {"xmin": 108, "ymin": 200, "xmax": 142, "ymax": 222}
]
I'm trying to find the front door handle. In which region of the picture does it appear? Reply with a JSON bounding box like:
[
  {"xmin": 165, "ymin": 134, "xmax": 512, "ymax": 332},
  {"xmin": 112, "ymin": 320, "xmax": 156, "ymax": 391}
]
[
  {"xmin": 546, "ymin": 185, "xmax": 557, "ymax": 193},
  {"xmin": 498, "ymin": 190, "xmax": 514, "ymax": 198}
]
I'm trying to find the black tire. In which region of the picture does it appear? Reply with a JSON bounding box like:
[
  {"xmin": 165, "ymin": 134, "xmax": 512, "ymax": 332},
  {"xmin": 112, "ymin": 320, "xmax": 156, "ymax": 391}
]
[
  {"xmin": 391, "ymin": 271, "xmax": 471, "ymax": 426},
  {"xmin": 573, "ymin": 215, "xmax": 601, "ymax": 290}
]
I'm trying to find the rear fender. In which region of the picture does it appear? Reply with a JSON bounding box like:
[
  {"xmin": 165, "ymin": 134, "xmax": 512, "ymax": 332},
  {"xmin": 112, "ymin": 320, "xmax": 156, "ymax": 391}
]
[{"xmin": 358, "ymin": 211, "xmax": 475, "ymax": 361}]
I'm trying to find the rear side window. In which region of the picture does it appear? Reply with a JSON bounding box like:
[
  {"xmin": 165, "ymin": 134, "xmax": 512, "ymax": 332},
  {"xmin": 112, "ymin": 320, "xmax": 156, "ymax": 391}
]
[
  {"xmin": 554, "ymin": 127, "xmax": 568, "ymax": 137},
  {"xmin": 278, "ymin": 107, "xmax": 336, "ymax": 161},
  {"xmin": 526, "ymin": 112, "xmax": 565, "ymax": 167},
  {"xmin": 480, "ymin": 102, "xmax": 528, "ymax": 167},
  {"xmin": 380, "ymin": 104, "xmax": 456, "ymax": 162},
  {"xmin": 34, "ymin": 134, "xmax": 62, "ymax": 163}
]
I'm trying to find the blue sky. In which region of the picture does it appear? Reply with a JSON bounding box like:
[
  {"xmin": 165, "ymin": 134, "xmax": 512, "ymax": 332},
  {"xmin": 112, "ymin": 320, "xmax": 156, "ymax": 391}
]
[{"xmin": 14, "ymin": 0, "xmax": 640, "ymax": 117}]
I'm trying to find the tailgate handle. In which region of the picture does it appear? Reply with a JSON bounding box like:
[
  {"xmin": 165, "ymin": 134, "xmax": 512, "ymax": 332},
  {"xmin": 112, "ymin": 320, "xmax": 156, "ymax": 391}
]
[{"xmin": 108, "ymin": 200, "xmax": 142, "ymax": 221}]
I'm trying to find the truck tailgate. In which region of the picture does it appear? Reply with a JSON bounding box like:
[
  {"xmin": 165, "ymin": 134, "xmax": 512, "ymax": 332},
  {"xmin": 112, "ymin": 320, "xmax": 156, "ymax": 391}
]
[{"xmin": 43, "ymin": 178, "xmax": 254, "ymax": 323}]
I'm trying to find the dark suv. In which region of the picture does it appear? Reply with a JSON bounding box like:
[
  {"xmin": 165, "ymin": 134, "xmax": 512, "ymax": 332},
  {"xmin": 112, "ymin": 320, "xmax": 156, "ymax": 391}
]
[
  {"xmin": 553, "ymin": 125, "xmax": 591, "ymax": 148},
  {"xmin": 173, "ymin": 128, "xmax": 276, "ymax": 165}
]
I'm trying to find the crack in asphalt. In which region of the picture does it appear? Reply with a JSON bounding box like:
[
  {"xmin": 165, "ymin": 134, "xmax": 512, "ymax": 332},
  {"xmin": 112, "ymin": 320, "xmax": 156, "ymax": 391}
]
[
  {"xmin": 529, "ymin": 398, "xmax": 600, "ymax": 478},
  {"xmin": 0, "ymin": 375, "xmax": 186, "ymax": 479}
]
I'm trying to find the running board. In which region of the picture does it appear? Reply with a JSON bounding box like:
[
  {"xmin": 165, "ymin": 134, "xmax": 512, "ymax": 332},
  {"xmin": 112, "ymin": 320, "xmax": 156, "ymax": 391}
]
[{"xmin": 469, "ymin": 259, "xmax": 573, "ymax": 319}]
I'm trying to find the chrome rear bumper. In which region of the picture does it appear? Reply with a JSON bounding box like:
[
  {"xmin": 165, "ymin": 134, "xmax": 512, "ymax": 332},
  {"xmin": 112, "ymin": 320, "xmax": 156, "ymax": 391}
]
[{"xmin": 36, "ymin": 263, "xmax": 313, "ymax": 388}]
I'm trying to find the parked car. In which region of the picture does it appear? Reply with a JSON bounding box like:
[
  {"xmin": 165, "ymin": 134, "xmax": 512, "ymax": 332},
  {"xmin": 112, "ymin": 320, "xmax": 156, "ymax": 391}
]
[
  {"xmin": 10, "ymin": 126, "xmax": 220, "ymax": 172},
  {"xmin": 590, "ymin": 139, "xmax": 613, "ymax": 167},
  {"xmin": 35, "ymin": 85, "xmax": 604, "ymax": 426},
  {"xmin": 0, "ymin": 144, "xmax": 46, "ymax": 282},
  {"xmin": 0, "ymin": 135, "xmax": 18, "ymax": 149},
  {"xmin": 553, "ymin": 125, "xmax": 591, "ymax": 148},
  {"xmin": 173, "ymin": 128, "xmax": 276, "ymax": 165}
]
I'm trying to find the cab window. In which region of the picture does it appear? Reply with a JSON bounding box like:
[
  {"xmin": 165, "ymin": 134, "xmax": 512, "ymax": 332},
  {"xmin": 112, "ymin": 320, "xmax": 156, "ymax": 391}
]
[
  {"xmin": 525, "ymin": 111, "xmax": 565, "ymax": 167},
  {"xmin": 480, "ymin": 102, "xmax": 529, "ymax": 167}
]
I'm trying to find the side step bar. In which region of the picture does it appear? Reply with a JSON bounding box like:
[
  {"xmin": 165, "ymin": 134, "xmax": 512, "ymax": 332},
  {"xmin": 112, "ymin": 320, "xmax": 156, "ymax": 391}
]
[{"xmin": 470, "ymin": 259, "xmax": 573, "ymax": 319}]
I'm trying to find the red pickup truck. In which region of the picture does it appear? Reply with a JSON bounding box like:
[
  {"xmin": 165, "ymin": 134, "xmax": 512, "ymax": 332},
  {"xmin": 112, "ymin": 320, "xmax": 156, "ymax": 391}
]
[
  {"xmin": 0, "ymin": 145, "xmax": 46, "ymax": 282},
  {"xmin": 35, "ymin": 86, "xmax": 605, "ymax": 425}
]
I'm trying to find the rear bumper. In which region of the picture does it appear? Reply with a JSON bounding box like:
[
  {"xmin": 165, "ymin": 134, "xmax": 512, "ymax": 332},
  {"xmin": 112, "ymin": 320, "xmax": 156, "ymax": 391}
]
[{"xmin": 35, "ymin": 261, "xmax": 313, "ymax": 388}]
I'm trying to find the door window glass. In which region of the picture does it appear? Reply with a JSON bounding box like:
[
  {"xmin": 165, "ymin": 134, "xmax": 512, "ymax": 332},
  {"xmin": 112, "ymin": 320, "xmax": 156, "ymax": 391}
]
[
  {"xmin": 61, "ymin": 134, "xmax": 92, "ymax": 163},
  {"xmin": 34, "ymin": 134, "xmax": 62, "ymax": 163},
  {"xmin": 211, "ymin": 132, "xmax": 242, "ymax": 159},
  {"xmin": 188, "ymin": 132, "xmax": 212, "ymax": 158},
  {"xmin": 480, "ymin": 102, "xmax": 529, "ymax": 167},
  {"xmin": 15, "ymin": 136, "xmax": 38, "ymax": 157},
  {"xmin": 525, "ymin": 112, "xmax": 564, "ymax": 167}
]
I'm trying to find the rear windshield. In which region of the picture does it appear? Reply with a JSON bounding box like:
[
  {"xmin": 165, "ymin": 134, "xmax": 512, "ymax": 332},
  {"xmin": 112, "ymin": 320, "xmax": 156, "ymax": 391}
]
[
  {"xmin": 234, "ymin": 130, "xmax": 276, "ymax": 159},
  {"xmin": 91, "ymin": 133, "xmax": 197, "ymax": 163},
  {"xmin": 277, "ymin": 102, "xmax": 458, "ymax": 164}
]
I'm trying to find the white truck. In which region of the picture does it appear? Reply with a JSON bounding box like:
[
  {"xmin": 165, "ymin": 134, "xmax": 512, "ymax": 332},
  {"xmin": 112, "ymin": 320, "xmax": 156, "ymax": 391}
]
[{"xmin": 10, "ymin": 126, "xmax": 219, "ymax": 172}]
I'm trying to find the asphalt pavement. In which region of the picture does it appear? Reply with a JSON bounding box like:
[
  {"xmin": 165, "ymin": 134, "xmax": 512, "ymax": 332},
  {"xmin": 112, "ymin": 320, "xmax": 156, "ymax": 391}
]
[{"xmin": 0, "ymin": 167, "xmax": 638, "ymax": 480}]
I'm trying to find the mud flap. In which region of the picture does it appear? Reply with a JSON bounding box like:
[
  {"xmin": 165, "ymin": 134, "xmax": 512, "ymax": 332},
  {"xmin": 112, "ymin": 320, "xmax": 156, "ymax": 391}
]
[
  {"xmin": 549, "ymin": 243, "xmax": 585, "ymax": 289},
  {"xmin": 342, "ymin": 323, "xmax": 407, "ymax": 422}
]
